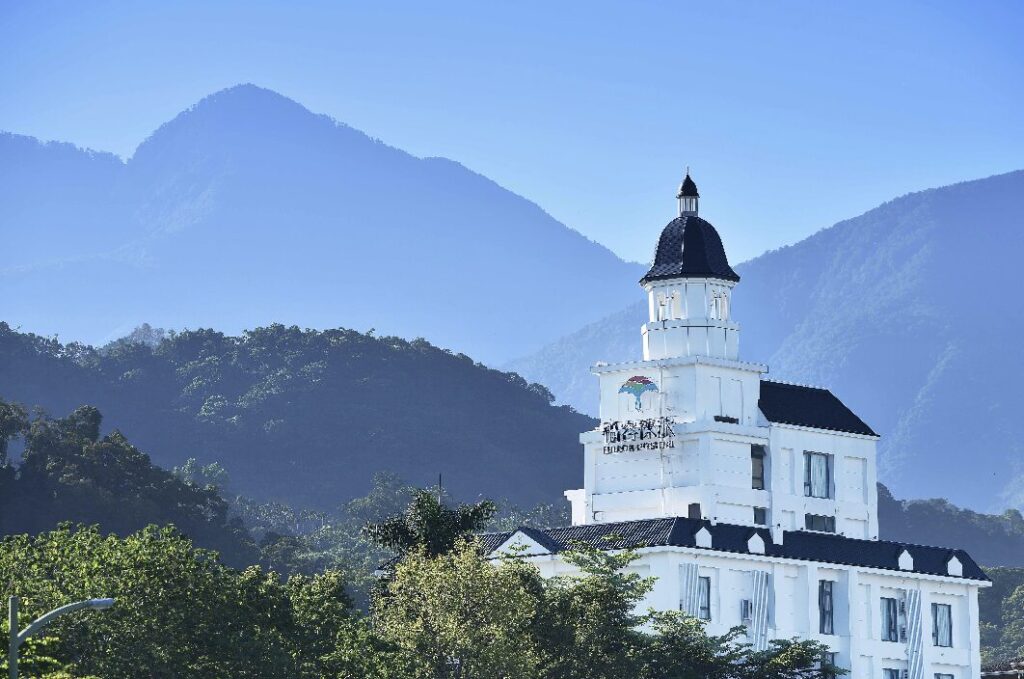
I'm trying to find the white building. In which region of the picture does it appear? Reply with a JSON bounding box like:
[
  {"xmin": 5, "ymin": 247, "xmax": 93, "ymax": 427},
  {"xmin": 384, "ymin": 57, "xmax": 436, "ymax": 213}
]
[{"xmin": 486, "ymin": 173, "xmax": 989, "ymax": 679}]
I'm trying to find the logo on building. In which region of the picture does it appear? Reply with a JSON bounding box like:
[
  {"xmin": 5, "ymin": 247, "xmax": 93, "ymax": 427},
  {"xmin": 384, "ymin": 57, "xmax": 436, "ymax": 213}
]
[
  {"xmin": 619, "ymin": 375, "xmax": 659, "ymax": 410},
  {"xmin": 601, "ymin": 417, "xmax": 676, "ymax": 454}
]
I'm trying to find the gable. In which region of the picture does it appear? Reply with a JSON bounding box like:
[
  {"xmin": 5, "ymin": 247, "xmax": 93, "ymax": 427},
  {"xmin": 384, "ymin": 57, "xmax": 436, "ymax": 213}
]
[{"xmin": 493, "ymin": 530, "xmax": 552, "ymax": 556}]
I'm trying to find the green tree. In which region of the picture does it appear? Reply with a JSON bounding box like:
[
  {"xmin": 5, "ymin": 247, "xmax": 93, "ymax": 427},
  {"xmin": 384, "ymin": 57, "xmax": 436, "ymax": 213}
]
[
  {"xmin": 363, "ymin": 488, "xmax": 496, "ymax": 557},
  {"xmin": 0, "ymin": 524, "xmax": 372, "ymax": 679},
  {"xmin": 1, "ymin": 405, "xmax": 257, "ymax": 565},
  {"xmin": 537, "ymin": 542, "xmax": 652, "ymax": 679},
  {"xmin": 0, "ymin": 398, "xmax": 29, "ymax": 466},
  {"xmin": 374, "ymin": 539, "xmax": 541, "ymax": 679}
]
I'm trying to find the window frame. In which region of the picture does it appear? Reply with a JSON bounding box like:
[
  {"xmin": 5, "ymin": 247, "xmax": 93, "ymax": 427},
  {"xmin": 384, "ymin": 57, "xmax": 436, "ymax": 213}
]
[
  {"xmin": 804, "ymin": 451, "xmax": 832, "ymax": 498},
  {"xmin": 932, "ymin": 602, "xmax": 953, "ymax": 647},
  {"xmin": 805, "ymin": 513, "xmax": 836, "ymax": 533},
  {"xmin": 819, "ymin": 580, "xmax": 835, "ymax": 635},
  {"xmin": 818, "ymin": 651, "xmax": 838, "ymax": 679},
  {"xmin": 697, "ymin": 575, "xmax": 712, "ymax": 621},
  {"xmin": 881, "ymin": 597, "xmax": 899, "ymax": 642},
  {"xmin": 751, "ymin": 445, "xmax": 766, "ymax": 490}
]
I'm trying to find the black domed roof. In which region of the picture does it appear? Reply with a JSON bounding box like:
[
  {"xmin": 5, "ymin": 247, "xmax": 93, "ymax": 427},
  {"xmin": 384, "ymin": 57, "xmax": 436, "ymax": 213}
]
[
  {"xmin": 640, "ymin": 214, "xmax": 740, "ymax": 285},
  {"xmin": 677, "ymin": 173, "xmax": 699, "ymax": 198}
]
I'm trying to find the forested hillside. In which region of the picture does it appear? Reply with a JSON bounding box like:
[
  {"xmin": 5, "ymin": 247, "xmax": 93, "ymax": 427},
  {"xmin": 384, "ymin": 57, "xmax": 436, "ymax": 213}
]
[
  {"xmin": 0, "ymin": 322, "xmax": 593, "ymax": 509},
  {"xmin": 508, "ymin": 170, "xmax": 1024, "ymax": 512},
  {"xmin": 0, "ymin": 84, "xmax": 644, "ymax": 364},
  {"xmin": 0, "ymin": 400, "xmax": 257, "ymax": 566}
]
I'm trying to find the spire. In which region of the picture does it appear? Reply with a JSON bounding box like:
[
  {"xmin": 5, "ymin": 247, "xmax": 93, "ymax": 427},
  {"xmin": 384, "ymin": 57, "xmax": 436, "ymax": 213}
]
[{"xmin": 677, "ymin": 169, "xmax": 699, "ymax": 216}]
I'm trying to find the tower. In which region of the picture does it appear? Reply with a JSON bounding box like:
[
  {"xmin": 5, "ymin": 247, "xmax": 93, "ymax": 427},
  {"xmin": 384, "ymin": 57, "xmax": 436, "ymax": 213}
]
[
  {"xmin": 566, "ymin": 171, "xmax": 879, "ymax": 543},
  {"xmin": 641, "ymin": 172, "xmax": 740, "ymax": 362}
]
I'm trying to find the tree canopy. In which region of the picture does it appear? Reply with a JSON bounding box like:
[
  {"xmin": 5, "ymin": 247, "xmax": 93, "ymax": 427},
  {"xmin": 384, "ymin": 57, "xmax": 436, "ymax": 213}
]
[{"xmin": 0, "ymin": 399, "xmax": 257, "ymax": 566}]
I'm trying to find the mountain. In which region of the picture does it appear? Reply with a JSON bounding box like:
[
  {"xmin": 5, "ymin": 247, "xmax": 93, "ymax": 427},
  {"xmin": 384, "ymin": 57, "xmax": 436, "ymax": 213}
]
[
  {"xmin": 507, "ymin": 170, "xmax": 1024, "ymax": 512},
  {"xmin": 0, "ymin": 401, "xmax": 258, "ymax": 567},
  {"xmin": 0, "ymin": 84, "xmax": 643, "ymax": 364},
  {"xmin": 0, "ymin": 322, "xmax": 595, "ymax": 509}
]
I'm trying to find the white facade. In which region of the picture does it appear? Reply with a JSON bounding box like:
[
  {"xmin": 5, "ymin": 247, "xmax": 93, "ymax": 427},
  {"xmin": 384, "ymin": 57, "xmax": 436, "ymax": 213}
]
[{"xmin": 497, "ymin": 176, "xmax": 988, "ymax": 679}]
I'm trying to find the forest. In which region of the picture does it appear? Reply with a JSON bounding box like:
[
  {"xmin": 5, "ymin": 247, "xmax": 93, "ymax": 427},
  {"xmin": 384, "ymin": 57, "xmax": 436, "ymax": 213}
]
[{"xmin": 1, "ymin": 398, "xmax": 1024, "ymax": 673}]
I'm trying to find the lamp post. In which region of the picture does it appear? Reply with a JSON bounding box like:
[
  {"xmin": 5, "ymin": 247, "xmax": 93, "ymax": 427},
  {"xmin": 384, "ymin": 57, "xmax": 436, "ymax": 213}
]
[{"xmin": 7, "ymin": 595, "xmax": 115, "ymax": 679}]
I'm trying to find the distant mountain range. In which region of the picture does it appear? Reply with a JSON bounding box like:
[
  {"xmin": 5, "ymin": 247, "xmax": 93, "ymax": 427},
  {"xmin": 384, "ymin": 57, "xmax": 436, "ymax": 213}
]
[
  {"xmin": 507, "ymin": 171, "xmax": 1024, "ymax": 513},
  {"xmin": 0, "ymin": 322, "xmax": 594, "ymax": 510},
  {"xmin": 0, "ymin": 84, "xmax": 643, "ymax": 364}
]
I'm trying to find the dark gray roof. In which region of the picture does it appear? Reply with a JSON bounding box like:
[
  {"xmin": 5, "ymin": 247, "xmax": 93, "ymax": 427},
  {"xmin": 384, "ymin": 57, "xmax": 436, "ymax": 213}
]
[
  {"xmin": 677, "ymin": 173, "xmax": 699, "ymax": 198},
  {"xmin": 640, "ymin": 215, "xmax": 740, "ymax": 285},
  {"xmin": 484, "ymin": 516, "xmax": 988, "ymax": 581},
  {"xmin": 759, "ymin": 380, "xmax": 877, "ymax": 436}
]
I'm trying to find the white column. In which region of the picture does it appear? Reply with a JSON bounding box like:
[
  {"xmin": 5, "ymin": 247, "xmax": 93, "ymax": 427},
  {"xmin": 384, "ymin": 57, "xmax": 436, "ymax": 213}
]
[
  {"xmin": 806, "ymin": 563, "xmax": 820, "ymax": 636},
  {"xmin": 650, "ymin": 553, "xmax": 681, "ymax": 615},
  {"xmin": 968, "ymin": 585, "xmax": 982, "ymax": 679},
  {"xmin": 906, "ymin": 587, "xmax": 924, "ymax": 679},
  {"xmin": 846, "ymin": 569, "xmax": 859, "ymax": 670}
]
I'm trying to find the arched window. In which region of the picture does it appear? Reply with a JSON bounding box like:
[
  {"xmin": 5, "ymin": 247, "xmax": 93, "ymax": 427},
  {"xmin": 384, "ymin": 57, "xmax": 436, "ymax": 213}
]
[{"xmin": 657, "ymin": 294, "xmax": 669, "ymax": 321}]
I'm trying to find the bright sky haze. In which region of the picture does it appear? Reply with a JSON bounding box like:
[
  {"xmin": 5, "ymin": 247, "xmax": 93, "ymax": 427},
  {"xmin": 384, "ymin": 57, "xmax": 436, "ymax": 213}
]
[{"xmin": 2, "ymin": 1, "xmax": 1021, "ymax": 264}]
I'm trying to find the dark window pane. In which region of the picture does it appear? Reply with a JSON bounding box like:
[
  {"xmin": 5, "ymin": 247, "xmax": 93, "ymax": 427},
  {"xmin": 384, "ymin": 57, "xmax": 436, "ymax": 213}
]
[
  {"xmin": 751, "ymin": 445, "xmax": 766, "ymax": 489},
  {"xmin": 819, "ymin": 580, "xmax": 834, "ymax": 634}
]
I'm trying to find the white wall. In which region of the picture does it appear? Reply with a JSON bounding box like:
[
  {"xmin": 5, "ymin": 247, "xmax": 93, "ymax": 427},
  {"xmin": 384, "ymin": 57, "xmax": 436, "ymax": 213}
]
[{"xmin": 524, "ymin": 547, "xmax": 983, "ymax": 679}]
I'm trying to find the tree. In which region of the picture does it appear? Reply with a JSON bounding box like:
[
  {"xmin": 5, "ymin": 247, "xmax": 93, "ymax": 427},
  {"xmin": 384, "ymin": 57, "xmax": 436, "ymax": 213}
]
[
  {"xmin": 374, "ymin": 539, "xmax": 541, "ymax": 679},
  {"xmin": 0, "ymin": 524, "xmax": 373, "ymax": 679},
  {"xmin": 363, "ymin": 489, "xmax": 496, "ymax": 557},
  {"xmin": 537, "ymin": 543, "xmax": 652, "ymax": 679},
  {"xmin": 0, "ymin": 398, "xmax": 29, "ymax": 466},
  {"xmin": 1, "ymin": 405, "xmax": 258, "ymax": 565}
]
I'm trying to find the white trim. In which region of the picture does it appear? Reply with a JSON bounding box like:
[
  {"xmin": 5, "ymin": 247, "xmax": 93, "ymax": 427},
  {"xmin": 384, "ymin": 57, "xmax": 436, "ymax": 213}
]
[
  {"xmin": 505, "ymin": 544, "xmax": 991, "ymax": 588},
  {"xmin": 766, "ymin": 420, "xmax": 879, "ymax": 441},
  {"xmin": 492, "ymin": 530, "xmax": 551, "ymax": 557},
  {"xmin": 591, "ymin": 354, "xmax": 768, "ymax": 375}
]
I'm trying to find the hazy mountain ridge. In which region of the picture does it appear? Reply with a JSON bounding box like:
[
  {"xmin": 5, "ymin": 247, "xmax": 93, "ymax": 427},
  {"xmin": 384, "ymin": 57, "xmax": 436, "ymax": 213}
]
[
  {"xmin": 0, "ymin": 322, "xmax": 595, "ymax": 509},
  {"xmin": 507, "ymin": 170, "xmax": 1024, "ymax": 512},
  {"xmin": 1, "ymin": 84, "xmax": 644, "ymax": 361}
]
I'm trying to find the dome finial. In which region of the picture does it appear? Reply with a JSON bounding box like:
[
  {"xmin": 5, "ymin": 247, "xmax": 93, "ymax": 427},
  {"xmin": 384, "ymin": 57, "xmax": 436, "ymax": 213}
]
[{"xmin": 677, "ymin": 168, "xmax": 699, "ymax": 216}]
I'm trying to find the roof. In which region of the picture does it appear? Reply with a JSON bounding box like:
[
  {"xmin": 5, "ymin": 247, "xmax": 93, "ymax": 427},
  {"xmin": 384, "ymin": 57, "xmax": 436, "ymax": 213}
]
[
  {"xmin": 640, "ymin": 215, "xmax": 740, "ymax": 285},
  {"xmin": 677, "ymin": 173, "xmax": 699, "ymax": 198},
  {"xmin": 482, "ymin": 516, "xmax": 988, "ymax": 582},
  {"xmin": 758, "ymin": 380, "xmax": 877, "ymax": 436}
]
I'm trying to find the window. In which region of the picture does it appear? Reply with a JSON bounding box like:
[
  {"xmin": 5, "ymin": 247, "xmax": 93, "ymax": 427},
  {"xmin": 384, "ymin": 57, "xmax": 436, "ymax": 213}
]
[
  {"xmin": 805, "ymin": 514, "xmax": 836, "ymax": 532},
  {"xmin": 881, "ymin": 597, "xmax": 899, "ymax": 642},
  {"xmin": 753, "ymin": 507, "xmax": 768, "ymax": 525},
  {"xmin": 883, "ymin": 670, "xmax": 900, "ymax": 679},
  {"xmin": 818, "ymin": 652, "xmax": 838, "ymax": 679},
  {"xmin": 751, "ymin": 445, "xmax": 766, "ymax": 489},
  {"xmin": 934, "ymin": 674, "xmax": 954, "ymax": 679},
  {"xmin": 688, "ymin": 503, "xmax": 702, "ymax": 520},
  {"xmin": 697, "ymin": 576, "xmax": 711, "ymax": 621},
  {"xmin": 819, "ymin": 580, "xmax": 835, "ymax": 635},
  {"xmin": 932, "ymin": 603, "xmax": 952, "ymax": 647},
  {"xmin": 804, "ymin": 451, "xmax": 831, "ymax": 498}
]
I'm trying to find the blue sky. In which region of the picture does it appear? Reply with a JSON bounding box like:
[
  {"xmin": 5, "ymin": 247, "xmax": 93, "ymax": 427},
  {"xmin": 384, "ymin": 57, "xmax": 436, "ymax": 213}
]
[{"xmin": 1, "ymin": 1, "xmax": 1021, "ymax": 263}]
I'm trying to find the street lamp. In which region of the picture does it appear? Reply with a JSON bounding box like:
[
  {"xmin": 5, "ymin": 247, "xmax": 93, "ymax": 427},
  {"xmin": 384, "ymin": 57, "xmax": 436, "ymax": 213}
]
[{"xmin": 7, "ymin": 595, "xmax": 115, "ymax": 679}]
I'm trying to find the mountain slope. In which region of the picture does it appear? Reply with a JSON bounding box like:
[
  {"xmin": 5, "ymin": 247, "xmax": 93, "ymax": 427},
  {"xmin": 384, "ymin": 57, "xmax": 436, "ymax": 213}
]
[
  {"xmin": 0, "ymin": 322, "xmax": 595, "ymax": 509},
  {"xmin": 507, "ymin": 170, "xmax": 1024, "ymax": 512},
  {"xmin": 0, "ymin": 85, "xmax": 643, "ymax": 363}
]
